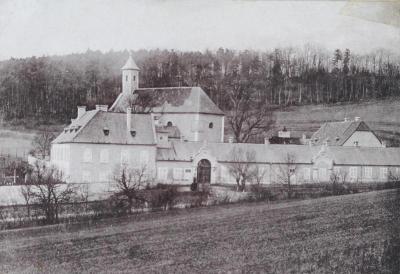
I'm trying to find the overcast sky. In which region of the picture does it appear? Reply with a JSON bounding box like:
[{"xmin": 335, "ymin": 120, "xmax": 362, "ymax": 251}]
[{"xmin": 0, "ymin": 0, "xmax": 399, "ymax": 60}]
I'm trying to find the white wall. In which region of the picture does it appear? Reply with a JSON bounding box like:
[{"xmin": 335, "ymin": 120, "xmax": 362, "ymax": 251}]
[
  {"xmin": 51, "ymin": 143, "xmax": 156, "ymax": 184},
  {"xmin": 343, "ymin": 131, "xmax": 382, "ymax": 147}
]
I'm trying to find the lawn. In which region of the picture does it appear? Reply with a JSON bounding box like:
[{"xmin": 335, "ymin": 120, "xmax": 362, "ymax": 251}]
[{"xmin": 0, "ymin": 189, "xmax": 399, "ymax": 273}]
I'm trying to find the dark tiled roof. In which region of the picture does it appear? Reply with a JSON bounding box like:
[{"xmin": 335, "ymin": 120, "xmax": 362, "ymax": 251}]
[
  {"xmin": 157, "ymin": 141, "xmax": 400, "ymax": 166},
  {"xmin": 311, "ymin": 120, "xmax": 380, "ymax": 145},
  {"xmin": 109, "ymin": 87, "xmax": 224, "ymax": 115},
  {"xmin": 53, "ymin": 111, "xmax": 156, "ymax": 145}
]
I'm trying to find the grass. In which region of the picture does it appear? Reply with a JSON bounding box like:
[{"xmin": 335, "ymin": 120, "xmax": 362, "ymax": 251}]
[{"xmin": 0, "ymin": 189, "xmax": 399, "ymax": 273}]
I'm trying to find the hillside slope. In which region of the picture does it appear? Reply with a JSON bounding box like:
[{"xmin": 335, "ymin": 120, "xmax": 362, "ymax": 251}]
[
  {"xmin": 0, "ymin": 190, "xmax": 399, "ymax": 273},
  {"xmin": 273, "ymin": 99, "xmax": 400, "ymax": 145}
]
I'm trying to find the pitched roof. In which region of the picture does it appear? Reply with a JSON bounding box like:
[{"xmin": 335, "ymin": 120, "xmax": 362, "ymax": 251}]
[
  {"xmin": 157, "ymin": 142, "xmax": 400, "ymax": 166},
  {"xmin": 311, "ymin": 120, "xmax": 380, "ymax": 145},
  {"xmin": 53, "ymin": 111, "xmax": 156, "ymax": 145},
  {"xmin": 157, "ymin": 142, "xmax": 317, "ymax": 164},
  {"xmin": 109, "ymin": 87, "xmax": 224, "ymax": 115},
  {"xmin": 121, "ymin": 55, "xmax": 140, "ymax": 70}
]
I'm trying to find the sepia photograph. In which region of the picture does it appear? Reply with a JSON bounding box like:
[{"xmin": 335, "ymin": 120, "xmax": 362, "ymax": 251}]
[{"xmin": 0, "ymin": 0, "xmax": 400, "ymax": 273}]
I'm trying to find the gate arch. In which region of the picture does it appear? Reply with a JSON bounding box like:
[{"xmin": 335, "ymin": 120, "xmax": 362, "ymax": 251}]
[{"xmin": 197, "ymin": 159, "xmax": 211, "ymax": 185}]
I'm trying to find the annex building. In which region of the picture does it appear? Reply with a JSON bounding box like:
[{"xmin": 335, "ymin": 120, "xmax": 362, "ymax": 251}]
[{"xmin": 51, "ymin": 55, "xmax": 400, "ymax": 186}]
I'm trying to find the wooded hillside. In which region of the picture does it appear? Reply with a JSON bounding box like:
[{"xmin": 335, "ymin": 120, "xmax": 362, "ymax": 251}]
[{"xmin": 0, "ymin": 46, "xmax": 399, "ymax": 123}]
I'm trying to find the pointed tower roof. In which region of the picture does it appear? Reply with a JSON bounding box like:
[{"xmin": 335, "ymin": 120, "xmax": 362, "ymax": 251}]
[{"xmin": 121, "ymin": 53, "xmax": 140, "ymax": 70}]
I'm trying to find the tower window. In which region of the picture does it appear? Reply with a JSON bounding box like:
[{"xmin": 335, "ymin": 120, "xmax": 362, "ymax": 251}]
[
  {"xmin": 126, "ymin": 75, "xmax": 128, "ymax": 81},
  {"xmin": 209, "ymin": 122, "xmax": 213, "ymax": 129},
  {"xmin": 133, "ymin": 75, "xmax": 136, "ymax": 81}
]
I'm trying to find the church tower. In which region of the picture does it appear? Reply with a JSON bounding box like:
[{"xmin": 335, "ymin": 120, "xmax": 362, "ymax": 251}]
[{"xmin": 121, "ymin": 53, "xmax": 140, "ymax": 94}]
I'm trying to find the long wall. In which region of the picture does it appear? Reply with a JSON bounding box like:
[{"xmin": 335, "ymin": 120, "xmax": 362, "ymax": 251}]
[{"xmin": 154, "ymin": 161, "xmax": 400, "ymax": 186}]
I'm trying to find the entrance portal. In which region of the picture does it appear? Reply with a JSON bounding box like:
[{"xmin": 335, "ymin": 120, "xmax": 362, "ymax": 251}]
[{"xmin": 197, "ymin": 159, "xmax": 211, "ymax": 187}]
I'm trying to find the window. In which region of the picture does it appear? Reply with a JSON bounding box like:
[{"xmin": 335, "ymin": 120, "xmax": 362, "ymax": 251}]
[
  {"xmin": 350, "ymin": 167, "xmax": 358, "ymax": 179},
  {"xmin": 167, "ymin": 121, "xmax": 173, "ymax": 127},
  {"xmin": 303, "ymin": 168, "xmax": 311, "ymax": 181},
  {"xmin": 173, "ymin": 168, "xmax": 183, "ymax": 180},
  {"xmin": 140, "ymin": 150, "xmax": 149, "ymax": 164},
  {"xmin": 121, "ymin": 150, "xmax": 130, "ymax": 165},
  {"xmin": 209, "ymin": 122, "xmax": 213, "ymax": 129},
  {"xmin": 158, "ymin": 167, "xmax": 168, "ymax": 180},
  {"xmin": 354, "ymin": 141, "xmax": 359, "ymax": 146},
  {"xmin": 133, "ymin": 75, "xmax": 136, "ymax": 81},
  {"xmin": 364, "ymin": 167, "xmax": 372, "ymax": 179},
  {"xmin": 380, "ymin": 167, "xmax": 388, "ymax": 179},
  {"xmin": 184, "ymin": 168, "xmax": 192, "ymax": 181},
  {"xmin": 82, "ymin": 170, "xmax": 91, "ymax": 183},
  {"xmin": 100, "ymin": 149, "xmax": 109, "ymax": 163},
  {"xmin": 318, "ymin": 168, "xmax": 327, "ymax": 181},
  {"xmin": 126, "ymin": 75, "xmax": 128, "ymax": 81},
  {"xmin": 83, "ymin": 148, "xmax": 92, "ymax": 163}
]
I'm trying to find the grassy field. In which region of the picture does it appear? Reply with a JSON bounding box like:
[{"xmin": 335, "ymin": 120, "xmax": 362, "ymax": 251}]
[{"xmin": 0, "ymin": 189, "xmax": 399, "ymax": 273}]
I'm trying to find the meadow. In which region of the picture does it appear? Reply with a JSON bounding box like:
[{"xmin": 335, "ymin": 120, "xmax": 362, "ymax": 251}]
[{"xmin": 0, "ymin": 189, "xmax": 399, "ymax": 273}]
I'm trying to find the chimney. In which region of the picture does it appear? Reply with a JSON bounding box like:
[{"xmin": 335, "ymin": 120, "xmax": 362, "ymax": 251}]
[
  {"xmin": 228, "ymin": 136, "xmax": 234, "ymax": 143},
  {"xmin": 95, "ymin": 105, "xmax": 108, "ymax": 112},
  {"xmin": 344, "ymin": 117, "xmax": 349, "ymax": 122},
  {"xmin": 127, "ymin": 107, "xmax": 132, "ymax": 135},
  {"xmin": 354, "ymin": 116, "xmax": 361, "ymax": 121},
  {"xmin": 264, "ymin": 137, "xmax": 270, "ymax": 145},
  {"xmin": 77, "ymin": 106, "xmax": 86, "ymax": 119}
]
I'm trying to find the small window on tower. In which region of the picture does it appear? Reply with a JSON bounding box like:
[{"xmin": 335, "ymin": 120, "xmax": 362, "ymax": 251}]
[
  {"xmin": 133, "ymin": 75, "xmax": 136, "ymax": 81},
  {"xmin": 209, "ymin": 122, "xmax": 213, "ymax": 129},
  {"xmin": 126, "ymin": 75, "xmax": 128, "ymax": 81}
]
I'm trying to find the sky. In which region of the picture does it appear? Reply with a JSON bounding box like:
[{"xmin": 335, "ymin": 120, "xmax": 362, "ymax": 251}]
[{"xmin": 0, "ymin": 0, "xmax": 399, "ymax": 60}]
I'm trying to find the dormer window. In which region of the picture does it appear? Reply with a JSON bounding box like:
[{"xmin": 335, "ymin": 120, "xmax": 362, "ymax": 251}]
[
  {"xmin": 103, "ymin": 127, "xmax": 110, "ymax": 136},
  {"xmin": 130, "ymin": 130, "xmax": 136, "ymax": 137}
]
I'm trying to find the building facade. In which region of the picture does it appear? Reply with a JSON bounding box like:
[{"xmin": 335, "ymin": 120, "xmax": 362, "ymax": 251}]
[{"xmin": 51, "ymin": 55, "xmax": 400, "ymax": 186}]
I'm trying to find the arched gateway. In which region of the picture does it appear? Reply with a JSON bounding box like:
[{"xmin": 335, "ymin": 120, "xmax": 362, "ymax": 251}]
[{"xmin": 197, "ymin": 159, "xmax": 211, "ymax": 186}]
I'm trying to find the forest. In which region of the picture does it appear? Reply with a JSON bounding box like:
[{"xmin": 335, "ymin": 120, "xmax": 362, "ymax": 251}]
[{"xmin": 0, "ymin": 45, "xmax": 399, "ymax": 124}]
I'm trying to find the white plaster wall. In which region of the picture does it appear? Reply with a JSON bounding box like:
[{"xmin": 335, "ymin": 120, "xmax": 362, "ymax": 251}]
[
  {"xmin": 343, "ymin": 131, "xmax": 382, "ymax": 147},
  {"xmin": 52, "ymin": 143, "xmax": 157, "ymax": 184}
]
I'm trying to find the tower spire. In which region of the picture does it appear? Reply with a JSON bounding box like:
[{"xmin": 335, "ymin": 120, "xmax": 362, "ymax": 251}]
[{"xmin": 121, "ymin": 53, "xmax": 140, "ymax": 93}]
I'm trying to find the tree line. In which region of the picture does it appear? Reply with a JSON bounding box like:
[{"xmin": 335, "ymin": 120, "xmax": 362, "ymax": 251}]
[{"xmin": 0, "ymin": 46, "xmax": 399, "ymax": 123}]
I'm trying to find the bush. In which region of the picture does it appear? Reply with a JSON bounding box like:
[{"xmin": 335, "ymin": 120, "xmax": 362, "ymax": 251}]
[
  {"xmin": 149, "ymin": 186, "xmax": 179, "ymax": 210},
  {"xmin": 249, "ymin": 184, "xmax": 274, "ymax": 201}
]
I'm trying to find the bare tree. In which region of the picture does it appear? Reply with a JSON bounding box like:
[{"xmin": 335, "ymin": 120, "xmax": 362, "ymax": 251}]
[
  {"xmin": 20, "ymin": 184, "xmax": 34, "ymax": 218},
  {"xmin": 226, "ymin": 79, "xmax": 275, "ymax": 143},
  {"xmin": 276, "ymin": 153, "xmax": 297, "ymax": 199},
  {"xmin": 227, "ymin": 147, "xmax": 256, "ymax": 192},
  {"xmin": 330, "ymin": 168, "xmax": 349, "ymax": 195},
  {"xmin": 28, "ymin": 162, "xmax": 76, "ymax": 224},
  {"xmin": 128, "ymin": 92, "xmax": 159, "ymax": 113},
  {"xmin": 112, "ymin": 165, "xmax": 149, "ymax": 213},
  {"xmin": 32, "ymin": 130, "xmax": 55, "ymax": 159}
]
